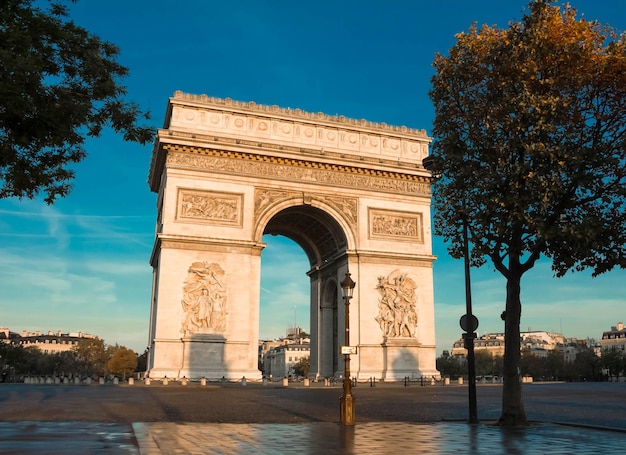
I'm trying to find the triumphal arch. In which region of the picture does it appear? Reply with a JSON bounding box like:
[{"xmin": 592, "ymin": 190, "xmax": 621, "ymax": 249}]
[{"xmin": 146, "ymin": 91, "xmax": 439, "ymax": 381}]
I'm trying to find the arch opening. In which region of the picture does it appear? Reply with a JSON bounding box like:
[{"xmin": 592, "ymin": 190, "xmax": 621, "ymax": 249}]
[
  {"xmin": 263, "ymin": 205, "xmax": 348, "ymax": 269},
  {"xmin": 260, "ymin": 205, "xmax": 349, "ymax": 379}
]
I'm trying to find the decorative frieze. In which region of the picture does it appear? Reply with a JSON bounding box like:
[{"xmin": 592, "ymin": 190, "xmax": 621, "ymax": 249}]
[
  {"xmin": 167, "ymin": 150, "xmax": 430, "ymax": 197},
  {"xmin": 369, "ymin": 208, "xmax": 423, "ymax": 242},
  {"xmin": 176, "ymin": 188, "xmax": 243, "ymax": 227}
]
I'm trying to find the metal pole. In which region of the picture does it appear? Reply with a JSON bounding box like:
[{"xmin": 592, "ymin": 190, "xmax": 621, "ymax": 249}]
[
  {"xmin": 340, "ymin": 292, "xmax": 355, "ymax": 425},
  {"xmin": 463, "ymin": 216, "xmax": 479, "ymax": 424}
]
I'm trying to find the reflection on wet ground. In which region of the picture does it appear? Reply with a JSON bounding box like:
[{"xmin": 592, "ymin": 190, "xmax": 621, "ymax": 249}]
[{"xmin": 3, "ymin": 421, "xmax": 623, "ymax": 454}]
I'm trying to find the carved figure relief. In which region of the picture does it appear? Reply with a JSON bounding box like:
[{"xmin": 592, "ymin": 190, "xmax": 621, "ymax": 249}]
[
  {"xmin": 254, "ymin": 188, "xmax": 294, "ymax": 218},
  {"xmin": 321, "ymin": 195, "xmax": 357, "ymax": 226},
  {"xmin": 177, "ymin": 189, "xmax": 242, "ymax": 226},
  {"xmin": 375, "ymin": 270, "xmax": 418, "ymax": 338},
  {"xmin": 369, "ymin": 209, "xmax": 422, "ymax": 241},
  {"xmin": 180, "ymin": 262, "xmax": 228, "ymax": 335}
]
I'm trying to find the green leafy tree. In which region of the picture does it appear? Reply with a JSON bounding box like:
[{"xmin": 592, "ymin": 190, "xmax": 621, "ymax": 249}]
[
  {"xmin": 474, "ymin": 351, "xmax": 497, "ymax": 377},
  {"xmin": 292, "ymin": 356, "xmax": 310, "ymax": 378},
  {"xmin": 107, "ymin": 346, "xmax": 138, "ymax": 380},
  {"xmin": 429, "ymin": 1, "xmax": 626, "ymax": 425},
  {"xmin": 0, "ymin": 0, "xmax": 154, "ymax": 203},
  {"xmin": 601, "ymin": 347, "xmax": 624, "ymax": 381},
  {"xmin": 136, "ymin": 348, "xmax": 148, "ymax": 373},
  {"xmin": 72, "ymin": 337, "xmax": 107, "ymax": 376},
  {"xmin": 436, "ymin": 350, "xmax": 463, "ymax": 378},
  {"xmin": 544, "ymin": 350, "xmax": 565, "ymax": 381},
  {"xmin": 569, "ymin": 348, "xmax": 601, "ymax": 381},
  {"xmin": 520, "ymin": 350, "xmax": 544, "ymax": 380},
  {"xmin": 54, "ymin": 350, "xmax": 79, "ymax": 377}
]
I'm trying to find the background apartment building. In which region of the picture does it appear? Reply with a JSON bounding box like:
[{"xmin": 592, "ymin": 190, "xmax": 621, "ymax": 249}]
[
  {"xmin": 1, "ymin": 328, "xmax": 95, "ymax": 354},
  {"xmin": 260, "ymin": 327, "xmax": 310, "ymax": 378},
  {"xmin": 600, "ymin": 322, "xmax": 626, "ymax": 353}
]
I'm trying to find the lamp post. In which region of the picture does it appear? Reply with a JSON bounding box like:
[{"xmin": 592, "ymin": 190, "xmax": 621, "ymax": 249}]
[
  {"xmin": 340, "ymin": 271, "xmax": 356, "ymax": 425},
  {"xmin": 460, "ymin": 213, "xmax": 479, "ymax": 424},
  {"xmin": 422, "ymin": 155, "xmax": 479, "ymax": 424}
]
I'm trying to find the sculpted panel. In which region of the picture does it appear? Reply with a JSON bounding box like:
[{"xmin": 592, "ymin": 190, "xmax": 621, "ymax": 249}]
[
  {"xmin": 177, "ymin": 189, "xmax": 242, "ymax": 227},
  {"xmin": 254, "ymin": 188, "xmax": 297, "ymax": 219},
  {"xmin": 318, "ymin": 195, "xmax": 357, "ymax": 226},
  {"xmin": 369, "ymin": 208, "xmax": 422, "ymax": 241},
  {"xmin": 180, "ymin": 262, "xmax": 228, "ymax": 335},
  {"xmin": 375, "ymin": 270, "xmax": 418, "ymax": 338}
]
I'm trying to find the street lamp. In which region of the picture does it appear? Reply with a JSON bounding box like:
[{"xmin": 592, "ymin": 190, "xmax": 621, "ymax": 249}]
[
  {"xmin": 422, "ymin": 155, "xmax": 479, "ymax": 424},
  {"xmin": 340, "ymin": 271, "xmax": 356, "ymax": 425}
]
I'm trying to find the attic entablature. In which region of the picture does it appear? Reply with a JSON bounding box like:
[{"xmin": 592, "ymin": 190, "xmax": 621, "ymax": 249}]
[{"xmin": 163, "ymin": 92, "xmax": 431, "ymax": 164}]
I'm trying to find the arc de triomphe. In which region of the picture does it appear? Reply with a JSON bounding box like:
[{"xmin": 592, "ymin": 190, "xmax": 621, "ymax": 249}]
[{"xmin": 146, "ymin": 92, "xmax": 439, "ymax": 381}]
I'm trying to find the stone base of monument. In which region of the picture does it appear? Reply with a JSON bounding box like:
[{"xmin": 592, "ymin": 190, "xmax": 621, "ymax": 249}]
[
  {"xmin": 149, "ymin": 333, "xmax": 262, "ymax": 381},
  {"xmin": 357, "ymin": 337, "xmax": 441, "ymax": 382}
]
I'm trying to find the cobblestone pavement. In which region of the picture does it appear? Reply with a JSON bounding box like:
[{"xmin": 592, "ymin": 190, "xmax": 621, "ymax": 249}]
[{"xmin": 0, "ymin": 382, "xmax": 625, "ymax": 454}]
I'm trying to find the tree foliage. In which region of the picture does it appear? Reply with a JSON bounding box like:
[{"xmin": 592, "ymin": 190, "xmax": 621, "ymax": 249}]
[
  {"xmin": 601, "ymin": 347, "xmax": 625, "ymax": 381},
  {"xmin": 429, "ymin": 0, "xmax": 626, "ymax": 425},
  {"xmin": 1, "ymin": 339, "xmax": 140, "ymax": 381},
  {"xmin": 521, "ymin": 347, "xmax": 603, "ymax": 381},
  {"xmin": 292, "ymin": 356, "xmax": 310, "ymax": 377},
  {"xmin": 72, "ymin": 337, "xmax": 107, "ymax": 376},
  {"xmin": 107, "ymin": 346, "xmax": 138, "ymax": 380},
  {"xmin": 0, "ymin": 0, "xmax": 154, "ymax": 203},
  {"xmin": 436, "ymin": 350, "xmax": 463, "ymax": 378}
]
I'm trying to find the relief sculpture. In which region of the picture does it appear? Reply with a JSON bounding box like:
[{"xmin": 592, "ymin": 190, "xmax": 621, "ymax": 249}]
[
  {"xmin": 254, "ymin": 188, "xmax": 293, "ymax": 218},
  {"xmin": 180, "ymin": 262, "xmax": 228, "ymax": 335},
  {"xmin": 375, "ymin": 270, "xmax": 417, "ymax": 338},
  {"xmin": 178, "ymin": 189, "xmax": 241, "ymax": 225},
  {"xmin": 369, "ymin": 209, "xmax": 422, "ymax": 241}
]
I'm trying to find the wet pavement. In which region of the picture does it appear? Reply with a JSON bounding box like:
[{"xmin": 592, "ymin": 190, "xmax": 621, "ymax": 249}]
[
  {"xmin": 1, "ymin": 420, "xmax": 626, "ymax": 454},
  {"xmin": 1, "ymin": 382, "xmax": 625, "ymax": 454}
]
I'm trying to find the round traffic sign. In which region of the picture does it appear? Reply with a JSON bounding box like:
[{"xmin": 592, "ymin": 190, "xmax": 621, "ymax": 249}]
[{"xmin": 460, "ymin": 314, "xmax": 479, "ymax": 332}]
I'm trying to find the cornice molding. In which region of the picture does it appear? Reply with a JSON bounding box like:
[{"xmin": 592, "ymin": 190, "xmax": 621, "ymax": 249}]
[{"xmin": 163, "ymin": 146, "xmax": 431, "ymax": 197}]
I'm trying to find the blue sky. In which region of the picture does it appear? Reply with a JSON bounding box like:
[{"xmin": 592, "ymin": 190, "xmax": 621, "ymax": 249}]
[{"xmin": 1, "ymin": 1, "xmax": 624, "ymax": 354}]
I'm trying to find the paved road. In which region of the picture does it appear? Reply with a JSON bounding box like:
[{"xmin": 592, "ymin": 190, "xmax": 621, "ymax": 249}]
[
  {"xmin": 1, "ymin": 381, "xmax": 625, "ymax": 454},
  {"xmin": 1, "ymin": 381, "xmax": 625, "ymax": 429}
]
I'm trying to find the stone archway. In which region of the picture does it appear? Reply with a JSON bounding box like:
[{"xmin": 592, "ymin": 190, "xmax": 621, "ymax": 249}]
[
  {"xmin": 262, "ymin": 204, "xmax": 347, "ymax": 379},
  {"xmin": 146, "ymin": 92, "xmax": 440, "ymax": 380}
]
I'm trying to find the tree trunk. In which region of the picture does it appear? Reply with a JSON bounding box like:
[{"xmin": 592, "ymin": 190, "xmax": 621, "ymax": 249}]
[{"xmin": 498, "ymin": 266, "xmax": 529, "ymax": 426}]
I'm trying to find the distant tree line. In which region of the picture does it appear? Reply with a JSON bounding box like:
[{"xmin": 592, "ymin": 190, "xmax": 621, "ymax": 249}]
[
  {"xmin": 437, "ymin": 346, "xmax": 624, "ymax": 383},
  {"xmin": 0, "ymin": 337, "xmax": 147, "ymax": 382}
]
